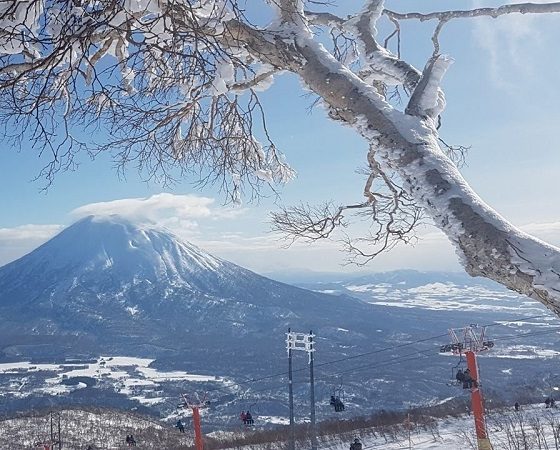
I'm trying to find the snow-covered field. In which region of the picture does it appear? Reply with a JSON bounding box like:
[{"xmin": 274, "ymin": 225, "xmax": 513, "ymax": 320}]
[
  {"xmin": 345, "ymin": 281, "xmax": 548, "ymax": 314},
  {"xmin": 0, "ymin": 356, "xmax": 227, "ymax": 406}
]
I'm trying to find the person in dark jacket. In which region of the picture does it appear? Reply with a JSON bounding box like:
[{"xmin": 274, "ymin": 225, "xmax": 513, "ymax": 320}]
[
  {"xmin": 515, "ymin": 402, "xmax": 520, "ymax": 412},
  {"xmin": 456, "ymin": 369, "xmax": 465, "ymax": 384},
  {"xmin": 245, "ymin": 410, "xmax": 254, "ymax": 425},
  {"xmin": 350, "ymin": 438, "xmax": 362, "ymax": 450},
  {"xmin": 463, "ymin": 368, "xmax": 478, "ymax": 389},
  {"xmin": 176, "ymin": 420, "xmax": 185, "ymax": 432}
]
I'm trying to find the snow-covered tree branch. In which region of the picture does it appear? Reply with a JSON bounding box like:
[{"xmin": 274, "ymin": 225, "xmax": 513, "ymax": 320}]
[{"xmin": 3, "ymin": 1, "xmax": 560, "ymax": 315}]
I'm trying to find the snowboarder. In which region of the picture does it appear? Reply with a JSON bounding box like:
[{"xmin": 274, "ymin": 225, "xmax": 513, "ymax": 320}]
[
  {"xmin": 455, "ymin": 369, "xmax": 465, "ymax": 384},
  {"xmin": 546, "ymin": 397, "xmax": 552, "ymax": 408},
  {"xmin": 515, "ymin": 402, "xmax": 520, "ymax": 412},
  {"xmin": 240, "ymin": 410, "xmax": 247, "ymax": 424},
  {"xmin": 176, "ymin": 420, "xmax": 185, "ymax": 433},
  {"xmin": 350, "ymin": 437, "xmax": 362, "ymax": 450}
]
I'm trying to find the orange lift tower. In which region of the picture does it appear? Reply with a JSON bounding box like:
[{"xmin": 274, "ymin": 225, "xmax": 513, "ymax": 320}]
[
  {"xmin": 440, "ymin": 324, "xmax": 494, "ymax": 450},
  {"xmin": 178, "ymin": 393, "xmax": 209, "ymax": 450}
]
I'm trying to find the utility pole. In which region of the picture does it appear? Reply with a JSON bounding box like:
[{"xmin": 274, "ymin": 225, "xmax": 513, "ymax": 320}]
[
  {"xmin": 57, "ymin": 413, "xmax": 62, "ymax": 450},
  {"xmin": 309, "ymin": 331, "xmax": 317, "ymax": 450},
  {"xmin": 49, "ymin": 412, "xmax": 61, "ymax": 450},
  {"xmin": 287, "ymin": 328, "xmax": 296, "ymax": 450},
  {"xmin": 440, "ymin": 325, "xmax": 494, "ymax": 450},
  {"xmin": 286, "ymin": 330, "xmax": 317, "ymax": 450},
  {"xmin": 405, "ymin": 412, "xmax": 412, "ymax": 450}
]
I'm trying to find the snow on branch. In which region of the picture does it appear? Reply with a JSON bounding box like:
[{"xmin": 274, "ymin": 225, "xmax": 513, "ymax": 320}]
[
  {"xmin": 305, "ymin": 4, "xmax": 421, "ymax": 91},
  {"xmin": 384, "ymin": 2, "xmax": 560, "ymax": 23},
  {"xmin": 406, "ymin": 55, "xmax": 453, "ymax": 121},
  {"xmin": 0, "ymin": 0, "xmax": 300, "ymax": 200}
]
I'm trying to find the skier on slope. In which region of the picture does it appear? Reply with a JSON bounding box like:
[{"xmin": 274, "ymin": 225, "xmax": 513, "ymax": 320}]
[{"xmin": 350, "ymin": 437, "xmax": 362, "ymax": 450}]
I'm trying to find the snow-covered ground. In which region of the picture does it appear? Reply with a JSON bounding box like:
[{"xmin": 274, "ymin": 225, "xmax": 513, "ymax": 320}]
[
  {"xmin": 3, "ymin": 404, "xmax": 559, "ymax": 449},
  {"xmin": 218, "ymin": 404, "xmax": 560, "ymax": 449},
  {"xmin": 0, "ymin": 356, "xmax": 227, "ymax": 406}
]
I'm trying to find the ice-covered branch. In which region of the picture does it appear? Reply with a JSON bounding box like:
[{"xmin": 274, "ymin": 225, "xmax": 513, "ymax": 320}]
[
  {"xmin": 406, "ymin": 55, "xmax": 453, "ymax": 121},
  {"xmin": 294, "ymin": 35, "xmax": 560, "ymax": 315},
  {"xmin": 352, "ymin": 0, "xmax": 385, "ymax": 55},
  {"xmin": 384, "ymin": 2, "xmax": 560, "ymax": 23},
  {"xmin": 306, "ymin": 4, "xmax": 421, "ymax": 90},
  {"xmin": 230, "ymin": 68, "xmax": 278, "ymax": 93},
  {"xmin": 0, "ymin": 1, "xmax": 301, "ymax": 199}
]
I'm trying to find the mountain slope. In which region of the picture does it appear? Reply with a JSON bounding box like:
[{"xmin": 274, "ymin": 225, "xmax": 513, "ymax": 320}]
[{"xmin": 0, "ymin": 216, "xmax": 387, "ymax": 369}]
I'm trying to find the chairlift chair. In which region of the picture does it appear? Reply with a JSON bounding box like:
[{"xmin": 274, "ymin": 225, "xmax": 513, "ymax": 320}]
[
  {"xmin": 240, "ymin": 398, "xmax": 258, "ymax": 427},
  {"xmin": 447, "ymin": 354, "xmax": 466, "ymax": 387},
  {"xmin": 330, "ymin": 384, "xmax": 346, "ymax": 412}
]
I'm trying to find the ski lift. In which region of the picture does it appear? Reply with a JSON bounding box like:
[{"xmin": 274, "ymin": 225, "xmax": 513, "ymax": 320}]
[
  {"xmin": 330, "ymin": 384, "xmax": 345, "ymax": 412},
  {"xmin": 440, "ymin": 325, "xmax": 493, "ymax": 390}
]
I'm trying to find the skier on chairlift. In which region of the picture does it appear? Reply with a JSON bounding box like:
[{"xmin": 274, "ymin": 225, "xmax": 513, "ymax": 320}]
[
  {"xmin": 245, "ymin": 410, "xmax": 254, "ymax": 425},
  {"xmin": 336, "ymin": 398, "xmax": 345, "ymax": 412},
  {"xmin": 462, "ymin": 368, "xmax": 477, "ymax": 389},
  {"xmin": 331, "ymin": 394, "xmax": 345, "ymax": 411},
  {"xmin": 455, "ymin": 369, "xmax": 465, "ymax": 384},
  {"xmin": 176, "ymin": 420, "xmax": 185, "ymax": 433}
]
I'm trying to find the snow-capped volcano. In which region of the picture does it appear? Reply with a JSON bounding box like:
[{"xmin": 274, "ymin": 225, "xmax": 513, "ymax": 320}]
[
  {"xmin": 0, "ymin": 215, "xmax": 380, "ymax": 368},
  {"xmin": 0, "ymin": 215, "xmax": 236, "ymax": 297}
]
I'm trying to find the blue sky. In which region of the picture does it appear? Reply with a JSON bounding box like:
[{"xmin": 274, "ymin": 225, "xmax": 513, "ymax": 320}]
[{"xmin": 1, "ymin": 1, "xmax": 560, "ymax": 275}]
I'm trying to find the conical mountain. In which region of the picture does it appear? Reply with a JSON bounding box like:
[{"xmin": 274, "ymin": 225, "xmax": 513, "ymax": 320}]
[{"xmin": 0, "ymin": 215, "xmax": 387, "ymax": 371}]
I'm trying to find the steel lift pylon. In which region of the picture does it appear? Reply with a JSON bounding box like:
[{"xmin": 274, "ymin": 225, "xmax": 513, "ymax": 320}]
[{"xmin": 440, "ymin": 324, "xmax": 494, "ymax": 450}]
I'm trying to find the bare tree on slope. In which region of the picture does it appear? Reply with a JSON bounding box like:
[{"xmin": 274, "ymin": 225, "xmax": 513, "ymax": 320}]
[{"xmin": 1, "ymin": 1, "xmax": 560, "ymax": 314}]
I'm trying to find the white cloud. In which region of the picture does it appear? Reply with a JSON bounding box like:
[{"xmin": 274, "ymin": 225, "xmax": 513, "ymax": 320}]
[
  {"xmin": 0, "ymin": 224, "xmax": 62, "ymax": 241},
  {"xmin": 0, "ymin": 224, "xmax": 63, "ymax": 267},
  {"xmin": 71, "ymin": 192, "xmax": 247, "ymax": 237},
  {"xmin": 471, "ymin": 0, "xmax": 550, "ymax": 88},
  {"xmin": 71, "ymin": 193, "xmax": 217, "ymax": 221}
]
